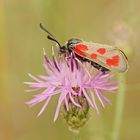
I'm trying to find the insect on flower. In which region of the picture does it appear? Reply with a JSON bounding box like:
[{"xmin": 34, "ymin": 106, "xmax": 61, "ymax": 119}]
[
  {"xmin": 40, "ymin": 23, "xmax": 128, "ymax": 73},
  {"xmin": 25, "ymin": 52, "xmax": 118, "ymax": 123}
]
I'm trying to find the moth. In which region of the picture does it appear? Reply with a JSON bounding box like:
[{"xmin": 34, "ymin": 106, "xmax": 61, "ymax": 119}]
[{"xmin": 40, "ymin": 23, "xmax": 128, "ymax": 73}]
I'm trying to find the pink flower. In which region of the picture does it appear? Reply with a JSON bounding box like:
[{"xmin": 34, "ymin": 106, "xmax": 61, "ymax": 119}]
[{"xmin": 24, "ymin": 51, "xmax": 118, "ymax": 122}]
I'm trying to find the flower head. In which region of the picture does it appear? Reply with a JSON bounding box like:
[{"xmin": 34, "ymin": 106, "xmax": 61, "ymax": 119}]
[{"xmin": 25, "ymin": 50, "xmax": 118, "ymax": 125}]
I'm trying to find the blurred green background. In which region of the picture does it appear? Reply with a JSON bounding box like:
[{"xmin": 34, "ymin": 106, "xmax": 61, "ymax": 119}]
[{"xmin": 0, "ymin": 0, "xmax": 140, "ymax": 140}]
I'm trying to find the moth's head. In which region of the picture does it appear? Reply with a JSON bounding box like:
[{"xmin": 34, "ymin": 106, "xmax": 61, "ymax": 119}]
[{"xmin": 67, "ymin": 38, "xmax": 82, "ymax": 46}]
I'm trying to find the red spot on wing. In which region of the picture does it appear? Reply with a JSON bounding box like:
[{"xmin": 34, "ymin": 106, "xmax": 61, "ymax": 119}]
[
  {"xmin": 90, "ymin": 53, "xmax": 97, "ymax": 59},
  {"xmin": 74, "ymin": 48, "xmax": 87, "ymax": 57},
  {"xmin": 75, "ymin": 44, "xmax": 89, "ymax": 51},
  {"xmin": 106, "ymin": 55, "xmax": 119, "ymax": 66},
  {"xmin": 74, "ymin": 44, "xmax": 88, "ymax": 57},
  {"xmin": 97, "ymin": 48, "xmax": 106, "ymax": 55},
  {"xmin": 113, "ymin": 55, "xmax": 119, "ymax": 60}
]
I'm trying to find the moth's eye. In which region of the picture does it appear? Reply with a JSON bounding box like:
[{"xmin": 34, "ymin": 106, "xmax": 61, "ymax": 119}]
[{"xmin": 67, "ymin": 38, "xmax": 82, "ymax": 46}]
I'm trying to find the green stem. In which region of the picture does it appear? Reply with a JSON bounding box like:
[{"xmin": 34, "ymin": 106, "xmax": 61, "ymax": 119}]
[
  {"xmin": 73, "ymin": 130, "xmax": 80, "ymax": 140},
  {"xmin": 112, "ymin": 74, "xmax": 126, "ymax": 140}
]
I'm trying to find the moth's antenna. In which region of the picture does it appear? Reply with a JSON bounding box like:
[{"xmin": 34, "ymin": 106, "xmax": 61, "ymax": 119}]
[{"xmin": 40, "ymin": 23, "xmax": 62, "ymax": 48}]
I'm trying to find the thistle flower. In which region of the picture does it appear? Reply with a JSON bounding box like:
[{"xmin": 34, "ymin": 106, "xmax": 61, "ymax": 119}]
[{"xmin": 24, "ymin": 50, "xmax": 118, "ymax": 129}]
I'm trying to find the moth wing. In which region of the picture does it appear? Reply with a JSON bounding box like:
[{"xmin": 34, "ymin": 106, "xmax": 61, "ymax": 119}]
[{"xmin": 75, "ymin": 42, "xmax": 128, "ymax": 72}]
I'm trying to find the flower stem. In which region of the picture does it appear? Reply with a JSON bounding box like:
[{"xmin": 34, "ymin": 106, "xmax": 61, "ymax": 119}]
[
  {"xmin": 72, "ymin": 130, "xmax": 80, "ymax": 140},
  {"xmin": 112, "ymin": 74, "xmax": 126, "ymax": 140}
]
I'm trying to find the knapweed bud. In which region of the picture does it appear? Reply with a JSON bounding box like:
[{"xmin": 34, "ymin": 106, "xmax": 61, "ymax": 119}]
[{"xmin": 62, "ymin": 92, "xmax": 89, "ymax": 130}]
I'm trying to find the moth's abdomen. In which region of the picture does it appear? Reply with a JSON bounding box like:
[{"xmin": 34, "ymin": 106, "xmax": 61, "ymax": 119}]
[{"xmin": 76, "ymin": 54, "xmax": 109, "ymax": 73}]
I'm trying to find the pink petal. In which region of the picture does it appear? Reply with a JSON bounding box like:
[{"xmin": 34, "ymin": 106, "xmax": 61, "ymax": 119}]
[
  {"xmin": 82, "ymin": 88, "xmax": 95, "ymax": 109},
  {"xmin": 98, "ymin": 90, "xmax": 111, "ymax": 105},
  {"xmin": 38, "ymin": 75, "xmax": 48, "ymax": 80},
  {"xmin": 54, "ymin": 93, "xmax": 66, "ymax": 122},
  {"xmin": 37, "ymin": 96, "xmax": 51, "ymax": 117},
  {"xmin": 95, "ymin": 86, "xmax": 118, "ymax": 91},
  {"xmin": 89, "ymin": 90, "xmax": 99, "ymax": 113},
  {"xmin": 65, "ymin": 98, "xmax": 69, "ymax": 111},
  {"xmin": 24, "ymin": 82, "xmax": 49, "ymax": 88},
  {"xmin": 94, "ymin": 88, "xmax": 105, "ymax": 108},
  {"xmin": 24, "ymin": 88, "xmax": 40, "ymax": 92},
  {"xmin": 34, "ymin": 89, "xmax": 60, "ymax": 98},
  {"xmin": 69, "ymin": 92, "xmax": 81, "ymax": 108},
  {"xmin": 24, "ymin": 82, "xmax": 37, "ymax": 85},
  {"xmin": 28, "ymin": 73, "xmax": 43, "ymax": 82},
  {"xmin": 26, "ymin": 87, "xmax": 55, "ymax": 106}
]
